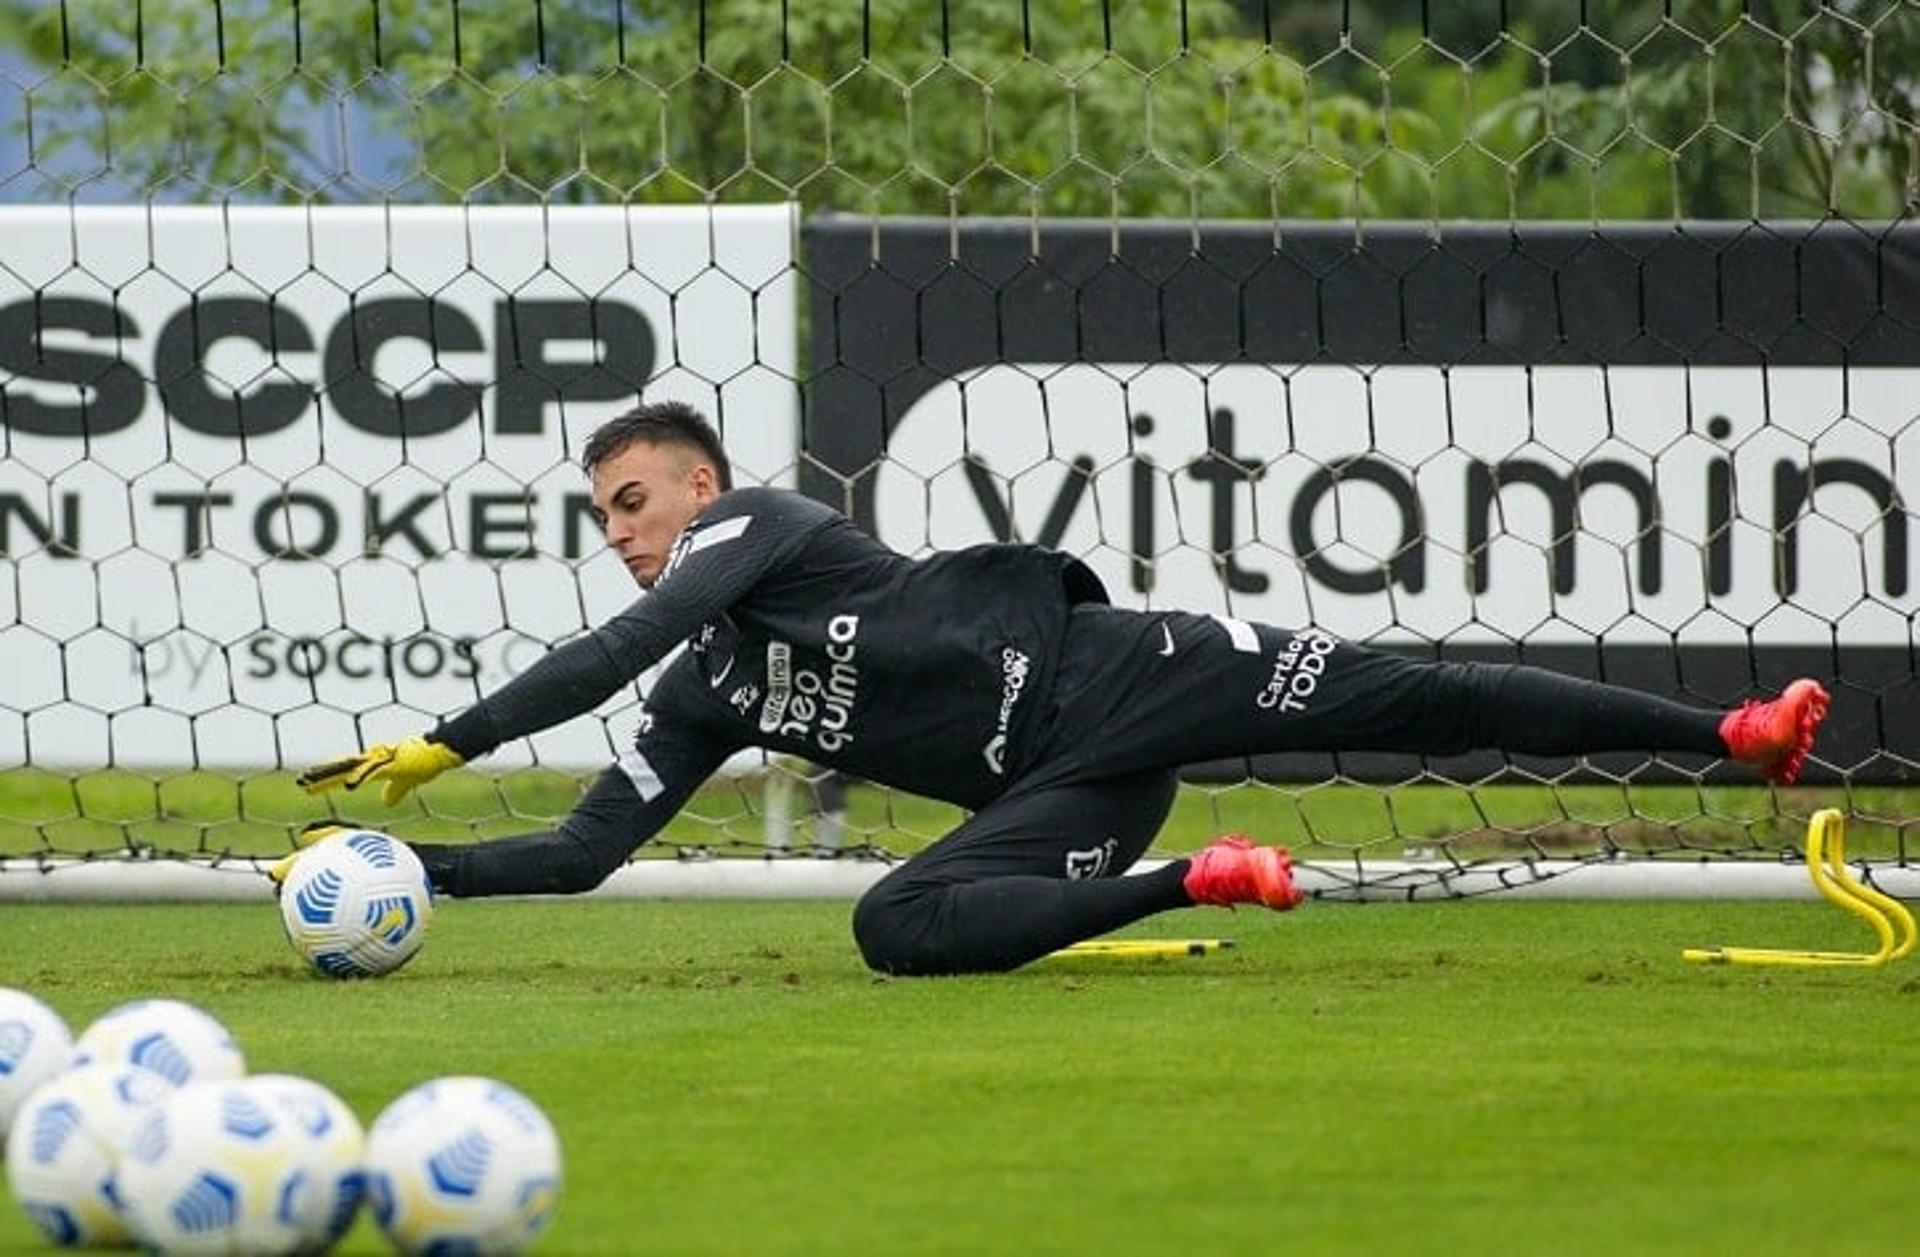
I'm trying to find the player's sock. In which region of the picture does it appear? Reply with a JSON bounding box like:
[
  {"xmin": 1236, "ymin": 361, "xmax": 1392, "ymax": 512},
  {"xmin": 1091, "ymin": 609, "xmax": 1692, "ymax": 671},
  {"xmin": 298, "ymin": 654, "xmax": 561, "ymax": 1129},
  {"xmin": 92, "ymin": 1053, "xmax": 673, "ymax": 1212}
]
[
  {"xmin": 1718, "ymin": 678, "xmax": 1830, "ymax": 784},
  {"xmin": 1476, "ymin": 664, "xmax": 1727, "ymax": 755}
]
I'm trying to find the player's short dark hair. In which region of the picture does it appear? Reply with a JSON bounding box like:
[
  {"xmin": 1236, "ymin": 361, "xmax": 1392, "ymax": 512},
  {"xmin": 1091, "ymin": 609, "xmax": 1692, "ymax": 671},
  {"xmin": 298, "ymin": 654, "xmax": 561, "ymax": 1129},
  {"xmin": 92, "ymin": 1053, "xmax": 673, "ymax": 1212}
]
[{"xmin": 581, "ymin": 402, "xmax": 733, "ymax": 491}]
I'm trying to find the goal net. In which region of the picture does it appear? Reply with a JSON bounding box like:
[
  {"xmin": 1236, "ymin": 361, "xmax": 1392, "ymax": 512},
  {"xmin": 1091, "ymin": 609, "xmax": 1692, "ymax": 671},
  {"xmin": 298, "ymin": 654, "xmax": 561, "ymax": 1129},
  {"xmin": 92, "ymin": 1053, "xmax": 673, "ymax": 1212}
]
[{"xmin": 1, "ymin": 1, "xmax": 1916, "ymax": 901}]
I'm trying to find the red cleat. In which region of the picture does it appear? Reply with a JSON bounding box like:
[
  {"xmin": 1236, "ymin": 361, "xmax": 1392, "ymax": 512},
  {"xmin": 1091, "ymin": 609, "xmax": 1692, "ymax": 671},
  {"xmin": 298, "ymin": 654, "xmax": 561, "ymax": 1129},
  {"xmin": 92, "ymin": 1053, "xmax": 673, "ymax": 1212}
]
[
  {"xmin": 1182, "ymin": 835, "xmax": 1305, "ymax": 911},
  {"xmin": 1718, "ymin": 678, "xmax": 1830, "ymax": 785}
]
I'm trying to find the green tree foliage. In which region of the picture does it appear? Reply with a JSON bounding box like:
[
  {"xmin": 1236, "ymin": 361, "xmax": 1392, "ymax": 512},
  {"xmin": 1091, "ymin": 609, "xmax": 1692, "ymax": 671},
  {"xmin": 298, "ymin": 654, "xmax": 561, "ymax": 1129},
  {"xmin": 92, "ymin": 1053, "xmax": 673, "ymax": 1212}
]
[{"xmin": 2, "ymin": 0, "xmax": 1915, "ymax": 219}]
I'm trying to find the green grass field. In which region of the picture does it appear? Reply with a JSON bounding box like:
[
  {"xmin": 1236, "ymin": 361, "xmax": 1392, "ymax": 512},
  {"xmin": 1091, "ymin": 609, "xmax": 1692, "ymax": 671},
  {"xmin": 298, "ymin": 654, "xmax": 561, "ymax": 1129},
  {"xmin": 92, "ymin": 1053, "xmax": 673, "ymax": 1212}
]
[
  {"xmin": 5, "ymin": 772, "xmax": 1919, "ymax": 1252},
  {"xmin": 4, "ymin": 897, "xmax": 1918, "ymax": 1255}
]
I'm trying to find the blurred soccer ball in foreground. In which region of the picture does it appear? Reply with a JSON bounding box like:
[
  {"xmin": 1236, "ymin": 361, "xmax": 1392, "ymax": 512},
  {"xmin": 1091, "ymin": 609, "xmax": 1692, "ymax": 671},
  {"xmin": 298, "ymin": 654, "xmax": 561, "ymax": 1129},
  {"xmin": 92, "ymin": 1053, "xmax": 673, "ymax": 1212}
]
[
  {"xmin": 279, "ymin": 830, "xmax": 435, "ymax": 979},
  {"xmin": 117, "ymin": 1076, "xmax": 354, "ymax": 1256},
  {"xmin": 72, "ymin": 999, "xmax": 245, "ymax": 1089},
  {"xmin": 247, "ymin": 1073, "xmax": 367, "ymax": 1249},
  {"xmin": 364, "ymin": 1076, "xmax": 562, "ymax": 1255},
  {"xmin": 4, "ymin": 1061, "xmax": 173, "ymax": 1247},
  {"xmin": 0, "ymin": 987, "xmax": 74, "ymax": 1139}
]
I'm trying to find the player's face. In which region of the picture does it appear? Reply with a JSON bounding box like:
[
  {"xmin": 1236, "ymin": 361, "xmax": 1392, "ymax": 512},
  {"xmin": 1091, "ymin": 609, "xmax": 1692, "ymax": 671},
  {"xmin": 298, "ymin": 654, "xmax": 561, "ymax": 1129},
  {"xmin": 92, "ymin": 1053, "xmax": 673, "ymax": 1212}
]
[{"xmin": 590, "ymin": 440, "xmax": 721, "ymax": 588}]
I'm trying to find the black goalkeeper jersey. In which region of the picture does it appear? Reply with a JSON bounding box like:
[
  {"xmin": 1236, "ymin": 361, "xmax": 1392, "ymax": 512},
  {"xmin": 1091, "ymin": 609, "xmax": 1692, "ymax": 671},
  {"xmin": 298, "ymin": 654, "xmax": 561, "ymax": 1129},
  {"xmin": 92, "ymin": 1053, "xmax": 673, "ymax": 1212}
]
[{"xmin": 432, "ymin": 487, "xmax": 1108, "ymax": 816}]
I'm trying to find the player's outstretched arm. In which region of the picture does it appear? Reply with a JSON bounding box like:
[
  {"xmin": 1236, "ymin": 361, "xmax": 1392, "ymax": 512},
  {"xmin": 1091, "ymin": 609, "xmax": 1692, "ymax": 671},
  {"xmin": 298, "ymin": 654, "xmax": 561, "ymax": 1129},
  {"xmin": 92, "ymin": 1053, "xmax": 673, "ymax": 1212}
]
[
  {"xmin": 432, "ymin": 488, "xmax": 825, "ymax": 757},
  {"xmin": 289, "ymin": 693, "xmax": 740, "ymax": 898},
  {"xmin": 303, "ymin": 489, "xmax": 826, "ymax": 786},
  {"xmin": 289, "ymin": 630, "xmax": 629, "ymax": 803},
  {"xmin": 279, "ymin": 768, "xmax": 697, "ymax": 897},
  {"xmin": 410, "ymin": 739, "xmax": 734, "ymax": 897}
]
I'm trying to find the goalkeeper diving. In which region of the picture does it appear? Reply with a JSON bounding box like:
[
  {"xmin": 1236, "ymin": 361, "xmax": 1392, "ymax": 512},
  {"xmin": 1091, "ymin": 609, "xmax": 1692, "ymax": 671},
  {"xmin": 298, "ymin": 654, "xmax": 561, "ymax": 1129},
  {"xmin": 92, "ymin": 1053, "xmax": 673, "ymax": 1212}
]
[{"xmin": 294, "ymin": 403, "xmax": 1831, "ymax": 976}]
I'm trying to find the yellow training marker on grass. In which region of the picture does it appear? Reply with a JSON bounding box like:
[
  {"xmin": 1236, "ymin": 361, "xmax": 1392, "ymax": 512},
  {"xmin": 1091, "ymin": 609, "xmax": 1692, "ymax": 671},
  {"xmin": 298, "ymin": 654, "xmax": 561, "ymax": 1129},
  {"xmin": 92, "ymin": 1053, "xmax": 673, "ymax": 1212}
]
[
  {"xmin": 1052, "ymin": 938, "xmax": 1236, "ymax": 959},
  {"xmin": 1683, "ymin": 808, "xmax": 1917, "ymax": 968}
]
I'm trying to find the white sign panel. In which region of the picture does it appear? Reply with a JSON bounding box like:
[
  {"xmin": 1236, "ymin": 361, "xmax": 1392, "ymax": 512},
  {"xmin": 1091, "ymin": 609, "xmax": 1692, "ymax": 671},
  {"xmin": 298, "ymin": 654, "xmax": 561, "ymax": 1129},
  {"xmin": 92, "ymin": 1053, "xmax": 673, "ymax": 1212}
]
[
  {"xmin": 876, "ymin": 364, "xmax": 1918, "ymax": 648},
  {"xmin": 0, "ymin": 205, "xmax": 799, "ymax": 768}
]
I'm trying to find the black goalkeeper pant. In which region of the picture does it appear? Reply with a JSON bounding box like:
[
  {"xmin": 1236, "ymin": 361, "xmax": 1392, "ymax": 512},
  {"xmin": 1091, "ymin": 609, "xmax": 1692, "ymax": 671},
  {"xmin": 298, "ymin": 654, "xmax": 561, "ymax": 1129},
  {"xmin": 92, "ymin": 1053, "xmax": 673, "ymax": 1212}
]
[{"xmin": 851, "ymin": 604, "xmax": 1727, "ymax": 977}]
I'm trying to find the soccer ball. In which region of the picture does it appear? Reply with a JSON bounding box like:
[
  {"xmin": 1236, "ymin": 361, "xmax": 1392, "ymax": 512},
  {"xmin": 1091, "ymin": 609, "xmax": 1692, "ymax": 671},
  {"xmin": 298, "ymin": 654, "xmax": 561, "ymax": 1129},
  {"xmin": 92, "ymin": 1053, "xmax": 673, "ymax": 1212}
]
[
  {"xmin": 4, "ymin": 1061, "xmax": 175, "ymax": 1247},
  {"xmin": 363, "ymin": 1077, "xmax": 562, "ymax": 1255},
  {"xmin": 72, "ymin": 999, "xmax": 246, "ymax": 1088},
  {"xmin": 247, "ymin": 1073, "xmax": 367, "ymax": 1248},
  {"xmin": 116, "ymin": 1076, "xmax": 355, "ymax": 1256},
  {"xmin": 278, "ymin": 829, "xmax": 435, "ymax": 979},
  {"xmin": 0, "ymin": 987, "xmax": 74, "ymax": 1139}
]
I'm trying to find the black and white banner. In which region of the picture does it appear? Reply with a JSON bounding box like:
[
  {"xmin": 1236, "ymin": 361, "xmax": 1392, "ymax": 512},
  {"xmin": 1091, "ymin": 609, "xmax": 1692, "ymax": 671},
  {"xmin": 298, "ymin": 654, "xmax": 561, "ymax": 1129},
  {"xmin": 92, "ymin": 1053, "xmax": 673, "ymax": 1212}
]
[
  {"xmin": 1, "ymin": 206, "xmax": 799, "ymax": 768},
  {"xmin": 803, "ymin": 219, "xmax": 1920, "ymax": 781}
]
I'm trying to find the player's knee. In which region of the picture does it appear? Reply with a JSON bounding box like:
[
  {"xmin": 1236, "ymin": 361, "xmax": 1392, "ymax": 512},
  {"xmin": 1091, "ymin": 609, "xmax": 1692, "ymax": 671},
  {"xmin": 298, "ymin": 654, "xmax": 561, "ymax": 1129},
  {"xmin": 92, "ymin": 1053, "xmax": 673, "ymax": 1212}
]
[
  {"xmin": 851, "ymin": 884, "xmax": 905, "ymax": 972},
  {"xmin": 852, "ymin": 881, "xmax": 938, "ymax": 976}
]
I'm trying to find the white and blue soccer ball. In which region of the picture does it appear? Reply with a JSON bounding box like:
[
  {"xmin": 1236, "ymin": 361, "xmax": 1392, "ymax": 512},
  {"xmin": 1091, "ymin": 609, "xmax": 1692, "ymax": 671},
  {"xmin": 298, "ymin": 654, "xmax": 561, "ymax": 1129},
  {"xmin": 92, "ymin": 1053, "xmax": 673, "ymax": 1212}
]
[
  {"xmin": 363, "ymin": 1076, "xmax": 562, "ymax": 1256},
  {"xmin": 0, "ymin": 987, "xmax": 74, "ymax": 1139},
  {"xmin": 247, "ymin": 1073, "xmax": 367, "ymax": 1248},
  {"xmin": 279, "ymin": 829, "xmax": 435, "ymax": 979},
  {"xmin": 4, "ymin": 1061, "xmax": 175, "ymax": 1247},
  {"xmin": 116, "ymin": 1076, "xmax": 355, "ymax": 1256},
  {"xmin": 72, "ymin": 999, "xmax": 246, "ymax": 1089}
]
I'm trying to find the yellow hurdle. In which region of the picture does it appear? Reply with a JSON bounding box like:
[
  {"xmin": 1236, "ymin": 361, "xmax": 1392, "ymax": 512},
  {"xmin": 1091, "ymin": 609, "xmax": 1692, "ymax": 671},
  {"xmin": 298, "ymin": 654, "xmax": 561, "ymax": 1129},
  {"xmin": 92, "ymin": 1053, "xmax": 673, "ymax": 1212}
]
[
  {"xmin": 1052, "ymin": 938, "xmax": 1236, "ymax": 960},
  {"xmin": 1683, "ymin": 809, "xmax": 1918, "ymax": 968}
]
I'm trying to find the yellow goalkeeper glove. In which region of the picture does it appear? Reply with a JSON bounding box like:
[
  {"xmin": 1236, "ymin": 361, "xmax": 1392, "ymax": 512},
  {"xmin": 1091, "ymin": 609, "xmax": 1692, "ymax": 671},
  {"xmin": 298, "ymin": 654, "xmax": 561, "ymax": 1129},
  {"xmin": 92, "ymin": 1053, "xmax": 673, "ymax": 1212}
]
[
  {"xmin": 296, "ymin": 735, "xmax": 465, "ymax": 807},
  {"xmin": 266, "ymin": 821, "xmax": 356, "ymax": 890}
]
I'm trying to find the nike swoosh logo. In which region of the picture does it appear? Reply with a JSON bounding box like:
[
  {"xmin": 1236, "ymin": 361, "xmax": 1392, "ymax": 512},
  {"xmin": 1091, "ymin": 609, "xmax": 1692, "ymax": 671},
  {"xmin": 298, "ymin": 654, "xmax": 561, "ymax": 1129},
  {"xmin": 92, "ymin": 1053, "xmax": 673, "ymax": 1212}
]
[
  {"xmin": 709, "ymin": 654, "xmax": 736, "ymax": 688},
  {"xmin": 1158, "ymin": 623, "xmax": 1176, "ymax": 657}
]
